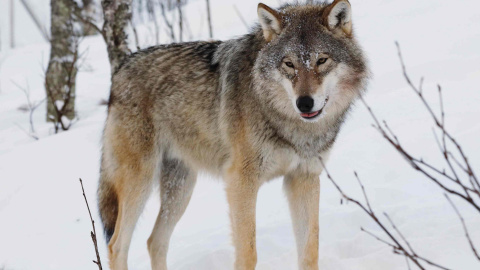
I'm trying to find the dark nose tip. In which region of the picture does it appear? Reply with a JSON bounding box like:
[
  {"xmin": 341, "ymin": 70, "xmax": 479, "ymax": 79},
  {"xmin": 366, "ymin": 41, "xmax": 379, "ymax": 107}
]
[{"xmin": 296, "ymin": 96, "xmax": 314, "ymax": 113}]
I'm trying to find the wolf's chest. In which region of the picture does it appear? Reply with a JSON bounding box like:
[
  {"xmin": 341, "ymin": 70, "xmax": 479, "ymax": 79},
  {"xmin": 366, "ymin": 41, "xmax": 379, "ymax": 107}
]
[{"xmin": 260, "ymin": 138, "xmax": 331, "ymax": 181}]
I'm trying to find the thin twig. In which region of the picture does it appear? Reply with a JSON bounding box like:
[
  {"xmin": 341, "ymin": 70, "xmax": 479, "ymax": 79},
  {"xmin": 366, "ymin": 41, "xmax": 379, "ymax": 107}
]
[
  {"xmin": 146, "ymin": 0, "xmax": 160, "ymax": 44},
  {"xmin": 351, "ymin": 42, "xmax": 480, "ymax": 268},
  {"xmin": 160, "ymin": 2, "xmax": 175, "ymax": 42},
  {"xmin": 354, "ymin": 171, "xmax": 373, "ymax": 212},
  {"xmin": 69, "ymin": 0, "xmax": 104, "ymax": 38},
  {"xmin": 395, "ymin": 42, "xmax": 479, "ymax": 191},
  {"xmin": 206, "ymin": 0, "xmax": 213, "ymax": 38},
  {"xmin": 177, "ymin": 0, "xmax": 183, "ymax": 42},
  {"xmin": 12, "ymin": 79, "xmax": 45, "ymax": 138},
  {"xmin": 130, "ymin": 18, "xmax": 141, "ymax": 50},
  {"xmin": 319, "ymin": 158, "xmax": 449, "ymax": 269},
  {"xmin": 360, "ymin": 95, "xmax": 480, "ymax": 212},
  {"xmin": 384, "ymin": 213, "xmax": 415, "ymax": 254},
  {"xmin": 14, "ymin": 123, "xmax": 39, "ymax": 140},
  {"xmin": 330, "ymin": 170, "xmax": 450, "ymax": 269},
  {"xmin": 233, "ymin": 5, "xmax": 249, "ymax": 31},
  {"xmin": 361, "ymin": 227, "xmax": 397, "ymax": 249},
  {"xmin": 406, "ymin": 256, "xmax": 412, "ymax": 270},
  {"xmin": 79, "ymin": 178, "xmax": 103, "ymax": 270},
  {"xmin": 445, "ymin": 194, "xmax": 480, "ymax": 260}
]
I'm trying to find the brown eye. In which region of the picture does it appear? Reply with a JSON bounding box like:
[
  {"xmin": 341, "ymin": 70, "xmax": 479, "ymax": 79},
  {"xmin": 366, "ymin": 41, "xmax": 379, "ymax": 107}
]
[
  {"xmin": 284, "ymin": 61, "xmax": 295, "ymax": 68},
  {"xmin": 317, "ymin": 58, "xmax": 328, "ymax": 65}
]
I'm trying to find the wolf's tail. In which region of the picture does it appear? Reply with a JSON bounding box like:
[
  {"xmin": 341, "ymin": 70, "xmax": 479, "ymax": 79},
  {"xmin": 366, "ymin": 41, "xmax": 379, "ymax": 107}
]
[{"xmin": 98, "ymin": 174, "xmax": 118, "ymax": 244}]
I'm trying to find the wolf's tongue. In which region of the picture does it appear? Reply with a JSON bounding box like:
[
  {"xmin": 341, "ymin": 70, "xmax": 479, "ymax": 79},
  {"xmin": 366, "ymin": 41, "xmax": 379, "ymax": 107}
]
[{"xmin": 301, "ymin": 110, "xmax": 320, "ymax": 118}]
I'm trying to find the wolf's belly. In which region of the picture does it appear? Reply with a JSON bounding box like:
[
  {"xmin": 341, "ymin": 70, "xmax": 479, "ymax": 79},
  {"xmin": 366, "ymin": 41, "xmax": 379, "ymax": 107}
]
[{"xmin": 163, "ymin": 127, "xmax": 229, "ymax": 176}]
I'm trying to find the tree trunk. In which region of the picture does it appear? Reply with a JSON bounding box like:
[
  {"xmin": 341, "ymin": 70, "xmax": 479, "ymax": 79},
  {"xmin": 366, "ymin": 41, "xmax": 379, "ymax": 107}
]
[
  {"xmin": 80, "ymin": 0, "xmax": 98, "ymax": 36},
  {"xmin": 101, "ymin": 0, "xmax": 132, "ymax": 75},
  {"xmin": 45, "ymin": 0, "xmax": 78, "ymax": 128}
]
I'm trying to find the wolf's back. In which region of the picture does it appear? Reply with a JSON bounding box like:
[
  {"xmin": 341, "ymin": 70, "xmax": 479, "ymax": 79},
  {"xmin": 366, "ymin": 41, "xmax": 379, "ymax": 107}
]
[{"xmin": 108, "ymin": 41, "xmax": 223, "ymax": 108}]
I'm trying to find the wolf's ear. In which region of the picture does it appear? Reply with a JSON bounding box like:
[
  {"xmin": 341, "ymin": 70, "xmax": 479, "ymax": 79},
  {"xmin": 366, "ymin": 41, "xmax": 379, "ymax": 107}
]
[
  {"xmin": 257, "ymin": 3, "xmax": 283, "ymax": 42},
  {"xmin": 323, "ymin": 0, "xmax": 352, "ymax": 36}
]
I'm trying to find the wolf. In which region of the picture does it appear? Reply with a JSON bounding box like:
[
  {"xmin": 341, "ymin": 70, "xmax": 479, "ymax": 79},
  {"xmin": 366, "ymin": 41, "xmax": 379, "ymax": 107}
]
[{"xmin": 98, "ymin": 0, "xmax": 368, "ymax": 269}]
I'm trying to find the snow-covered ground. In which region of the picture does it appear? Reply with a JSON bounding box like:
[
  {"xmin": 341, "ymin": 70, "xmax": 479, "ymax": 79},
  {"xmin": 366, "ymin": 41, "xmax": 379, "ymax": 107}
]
[{"xmin": 1, "ymin": 0, "xmax": 480, "ymax": 269}]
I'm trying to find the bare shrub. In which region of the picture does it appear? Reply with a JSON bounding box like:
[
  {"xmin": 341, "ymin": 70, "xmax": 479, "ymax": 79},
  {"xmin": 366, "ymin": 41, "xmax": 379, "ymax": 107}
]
[
  {"xmin": 12, "ymin": 80, "xmax": 45, "ymax": 139},
  {"xmin": 323, "ymin": 43, "xmax": 479, "ymax": 269}
]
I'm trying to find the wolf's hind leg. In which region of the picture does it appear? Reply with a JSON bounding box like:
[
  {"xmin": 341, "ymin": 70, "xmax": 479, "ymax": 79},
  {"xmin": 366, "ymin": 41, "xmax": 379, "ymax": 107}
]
[
  {"xmin": 284, "ymin": 172, "xmax": 320, "ymax": 270},
  {"xmin": 148, "ymin": 157, "xmax": 197, "ymax": 270},
  {"xmin": 100, "ymin": 115, "xmax": 159, "ymax": 270},
  {"xmin": 105, "ymin": 158, "xmax": 156, "ymax": 270},
  {"xmin": 106, "ymin": 154, "xmax": 157, "ymax": 270}
]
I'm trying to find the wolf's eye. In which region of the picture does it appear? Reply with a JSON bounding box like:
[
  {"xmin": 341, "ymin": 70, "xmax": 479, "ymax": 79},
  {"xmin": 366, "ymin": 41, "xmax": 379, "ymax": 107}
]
[
  {"xmin": 284, "ymin": 61, "xmax": 295, "ymax": 68},
  {"xmin": 317, "ymin": 58, "xmax": 328, "ymax": 65}
]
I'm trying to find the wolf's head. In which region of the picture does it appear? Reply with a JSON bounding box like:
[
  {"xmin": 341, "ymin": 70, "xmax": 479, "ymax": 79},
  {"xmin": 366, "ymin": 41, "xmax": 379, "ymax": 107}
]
[{"xmin": 253, "ymin": 0, "xmax": 369, "ymax": 123}]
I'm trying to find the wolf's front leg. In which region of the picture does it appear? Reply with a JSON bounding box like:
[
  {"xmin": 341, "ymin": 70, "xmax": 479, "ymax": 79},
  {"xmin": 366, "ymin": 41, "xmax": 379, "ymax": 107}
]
[
  {"xmin": 225, "ymin": 168, "xmax": 260, "ymax": 270},
  {"xmin": 284, "ymin": 172, "xmax": 320, "ymax": 270}
]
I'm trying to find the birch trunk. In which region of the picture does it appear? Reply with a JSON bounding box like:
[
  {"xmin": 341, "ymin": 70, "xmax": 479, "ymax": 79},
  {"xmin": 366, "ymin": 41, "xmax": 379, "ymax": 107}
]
[
  {"xmin": 45, "ymin": 0, "xmax": 78, "ymax": 126},
  {"xmin": 101, "ymin": 0, "xmax": 132, "ymax": 75}
]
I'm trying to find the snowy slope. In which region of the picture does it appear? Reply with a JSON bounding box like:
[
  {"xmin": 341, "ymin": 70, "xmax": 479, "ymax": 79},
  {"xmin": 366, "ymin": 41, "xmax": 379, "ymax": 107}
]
[{"xmin": 1, "ymin": 0, "xmax": 480, "ymax": 269}]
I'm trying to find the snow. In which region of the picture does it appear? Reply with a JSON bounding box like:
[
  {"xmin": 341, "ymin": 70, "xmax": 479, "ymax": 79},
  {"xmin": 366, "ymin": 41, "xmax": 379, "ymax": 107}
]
[{"xmin": 1, "ymin": 0, "xmax": 480, "ymax": 269}]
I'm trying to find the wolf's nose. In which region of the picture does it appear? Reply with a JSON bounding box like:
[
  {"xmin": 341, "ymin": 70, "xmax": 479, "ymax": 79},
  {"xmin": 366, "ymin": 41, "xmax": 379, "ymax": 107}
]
[{"xmin": 296, "ymin": 96, "xmax": 314, "ymax": 113}]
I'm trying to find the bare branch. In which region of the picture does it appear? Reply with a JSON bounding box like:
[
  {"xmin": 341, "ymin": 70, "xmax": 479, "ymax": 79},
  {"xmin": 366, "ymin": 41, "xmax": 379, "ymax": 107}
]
[
  {"xmin": 354, "ymin": 171, "xmax": 373, "ymax": 212},
  {"xmin": 361, "ymin": 96, "xmax": 480, "ymax": 212},
  {"xmin": 206, "ymin": 0, "xmax": 213, "ymax": 38},
  {"xmin": 405, "ymin": 256, "xmax": 412, "ymax": 270},
  {"xmin": 15, "ymin": 123, "xmax": 39, "ymax": 140},
  {"xmin": 445, "ymin": 194, "xmax": 480, "ymax": 260},
  {"xmin": 177, "ymin": 0, "xmax": 183, "ymax": 42},
  {"xmin": 79, "ymin": 179, "xmax": 103, "ymax": 270},
  {"xmin": 319, "ymin": 158, "xmax": 450, "ymax": 269},
  {"xmin": 384, "ymin": 213, "xmax": 415, "ymax": 254},
  {"xmin": 361, "ymin": 227, "xmax": 397, "ymax": 249},
  {"xmin": 19, "ymin": 0, "xmax": 49, "ymax": 41},
  {"xmin": 130, "ymin": 18, "xmax": 141, "ymax": 51},
  {"xmin": 321, "ymin": 159, "xmax": 451, "ymax": 269},
  {"xmin": 233, "ymin": 5, "xmax": 249, "ymax": 31},
  {"xmin": 146, "ymin": 0, "xmax": 160, "ymax": 44},
  {"xmin": 12, "ymin": 79, "xmax": 45, "ymax": 139},
  {"xmin": 347, "ymin": 42, "xmax": 480, "ymax": 268},
  {"xmin": 160, "ymin": 2, "xmax": 175, "ymax": 42},
  {"xmin": 395, "ymin": 42, "xmax": 479, "ymax": 192},
  {"xmin": 69, "ymin": 0, "xmax": 104, "ymax": 38}
]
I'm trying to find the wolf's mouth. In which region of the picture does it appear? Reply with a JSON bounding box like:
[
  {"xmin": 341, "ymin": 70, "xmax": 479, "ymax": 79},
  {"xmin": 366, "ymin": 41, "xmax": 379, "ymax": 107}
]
[
  {"xmin": 300, "ymin": 109, "xmax": 323, "ymax": 119},
  {"xmin": 300, "ymin": 97, "xmax": 329, "ymax": 120}
]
